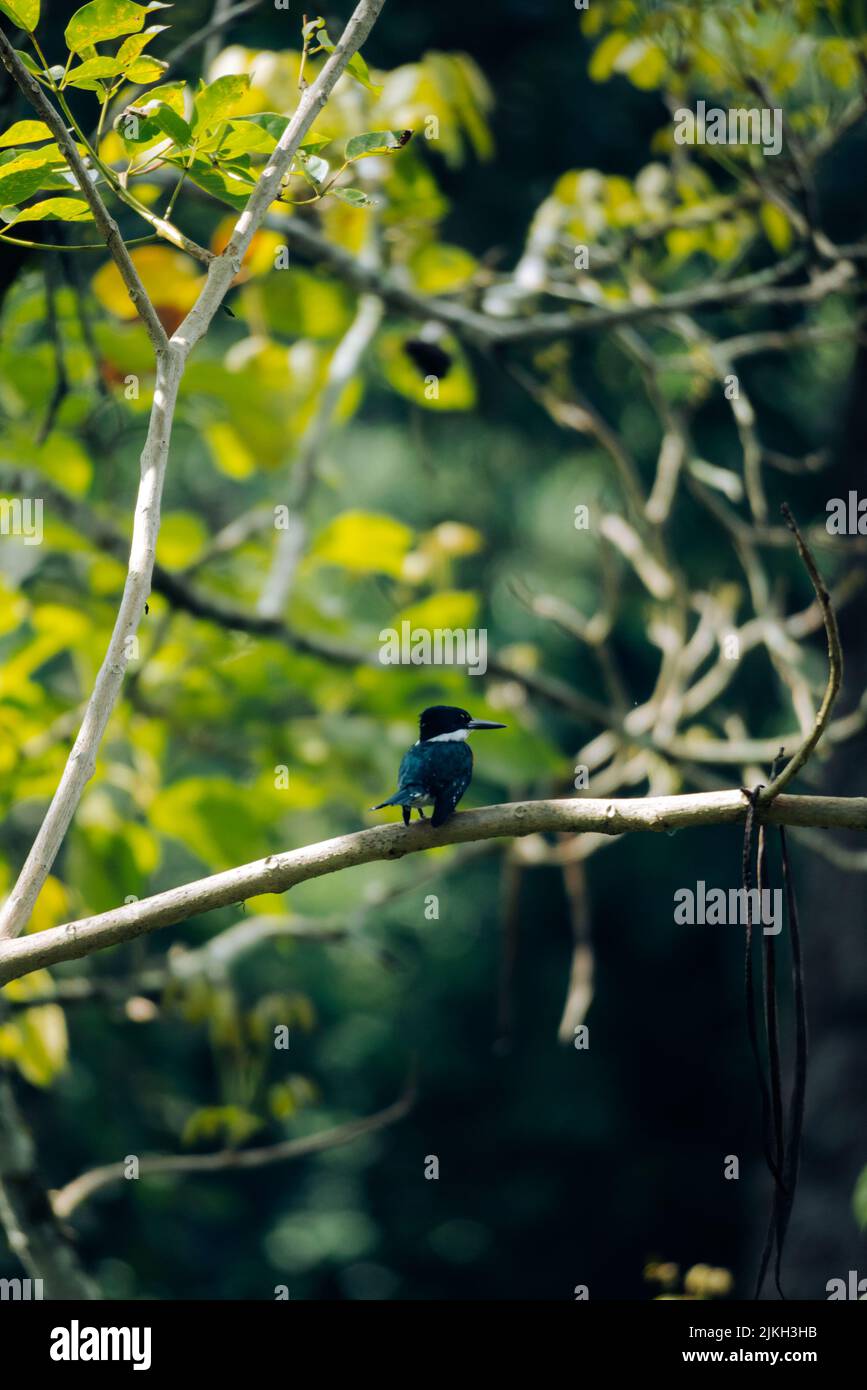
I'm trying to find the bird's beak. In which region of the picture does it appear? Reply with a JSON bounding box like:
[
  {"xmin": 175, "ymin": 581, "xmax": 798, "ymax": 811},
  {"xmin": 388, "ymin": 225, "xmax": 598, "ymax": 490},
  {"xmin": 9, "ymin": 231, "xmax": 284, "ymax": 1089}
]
[{"xmin": 467, "ymin": 719, "xmax": 506, "ymax": 730}]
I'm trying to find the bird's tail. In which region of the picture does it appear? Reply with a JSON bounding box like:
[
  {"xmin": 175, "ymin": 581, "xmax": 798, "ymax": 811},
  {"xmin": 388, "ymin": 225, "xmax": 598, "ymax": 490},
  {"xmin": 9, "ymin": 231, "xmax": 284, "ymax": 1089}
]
[{"xmin": 371, "ymin": 789, "xmax": 420, "ymax": 810}]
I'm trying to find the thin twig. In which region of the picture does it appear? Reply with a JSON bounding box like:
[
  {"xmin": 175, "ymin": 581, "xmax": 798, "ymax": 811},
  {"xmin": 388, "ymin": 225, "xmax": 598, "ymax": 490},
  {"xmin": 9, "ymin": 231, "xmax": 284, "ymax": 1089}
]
[
  {"xmin": 759, "ymin": 505, "xmax": 843, "ymax": 804},
  {"xmin": 52, "ymin": 1084, "xmax": 415, "ymax": 1220}
]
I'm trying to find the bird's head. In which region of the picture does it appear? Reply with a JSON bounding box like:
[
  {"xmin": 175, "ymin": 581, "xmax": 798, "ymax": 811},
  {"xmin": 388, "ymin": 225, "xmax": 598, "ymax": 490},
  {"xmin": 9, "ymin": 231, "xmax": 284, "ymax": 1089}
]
[{"xmin": 418, "ymin": 705, "xmax": 506, "ymax": 743}]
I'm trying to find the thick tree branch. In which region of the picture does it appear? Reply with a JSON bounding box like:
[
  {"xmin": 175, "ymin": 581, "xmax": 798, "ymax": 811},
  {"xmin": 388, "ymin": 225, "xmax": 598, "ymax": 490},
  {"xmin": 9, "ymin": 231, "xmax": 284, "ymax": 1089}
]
[
  {"xmin": 1, "ymin": 792, "xmax": 865, "ymax": 989},
  {"xmin": 0, "ymin": 0, "xmax": 387, "ymax": 944}
]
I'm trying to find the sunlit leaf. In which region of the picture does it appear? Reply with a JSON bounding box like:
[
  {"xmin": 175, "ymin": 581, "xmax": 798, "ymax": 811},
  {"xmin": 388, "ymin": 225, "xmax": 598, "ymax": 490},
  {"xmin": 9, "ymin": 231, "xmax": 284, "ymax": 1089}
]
[
  {"xmin": 92, "ymin": 244, "xmax": 203, "ymax": 320},
  {"xmin": 0, "ymin": 0, "xmax": 39, "ymax": 32},
  {"xmin": 588, "ymin": 32, "xmax": 630, "ymax": 82},
  {"xmin": 309, "ymin": 511, "xmax": 414, "ymax": 578},
  {"xmin": 205, "ymin": 420, "xmax": 256, "ymax": 479},
  {"xmin": 116, "ymin": 23, "xmax": 167, "ymax": 66},
  {"xmin": 0, "ymin": 1004, "xmax": 68, "ymax": 1087},
  {"xmin": 251, "ymin": 267, "xmax": 352, "ymax": 340},
  {"xmin": 141, "ymin": 79, "xmax": 186, "ymax": 115},
  {"xmin": 0, "ymin": 968, "xmax": 68, "ymax": 1088},
  {"xmin": 65, "ymin": 0, "xmax": 163, "ymax": 53},
  {"xmin": 0, "ymin": 149, "xmax": 69, "ymax": 209},
  {"xmin": 235, "ymin": 113, "xmax": 330, "ymax": 154},
  {"xmin": 192, "ymin": 74, "xmax": 251, "ymax": 135},
  {"xmin": 308, "ymin": 19, "xmax": 382, "ymax": 95},
  {"xmin": 65, "ymin": 56, "xmax": 124, "ymax": 87},
  {"xmin": 4, "ymin": 196, "xmax": 92, "ymax": 223},
  {"xmin": 0, "ymin": 121, "xmax": 52, "ymax": 148},
  {"xmin": 409, "ymin": 242, "xmax": 477, "ymax": 293},
  {"xmin": 125, "ymin": 56, "xmax": 168, "ymax": 83}
]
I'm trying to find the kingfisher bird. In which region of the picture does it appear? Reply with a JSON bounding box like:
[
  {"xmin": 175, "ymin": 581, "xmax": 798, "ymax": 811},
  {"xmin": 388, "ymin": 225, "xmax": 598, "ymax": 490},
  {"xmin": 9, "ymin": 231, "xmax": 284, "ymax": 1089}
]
[{"xmin": 371, "ymin": 705, "xmax": 506, "ymax": 828}]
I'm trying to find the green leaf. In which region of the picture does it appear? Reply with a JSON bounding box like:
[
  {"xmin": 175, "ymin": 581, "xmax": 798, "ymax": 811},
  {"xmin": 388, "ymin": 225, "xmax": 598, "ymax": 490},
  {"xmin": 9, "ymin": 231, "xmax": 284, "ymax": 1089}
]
[
  {"xmin": 142, "ymin": 79, "xmax": 186, "ymax": 115},
  {"xmin": 0, "ymin": 0, "xmax": 40, "ymax": 32},
  {"xmin": 306, "ymin": 19, "xmax": 382, "ymax": 95},
  {"xmin": 65, "ymin": 56, "xmax": 123, "ymax": 88},
  {"xmin": 231, "ymin": 112, "xmax": 288, "ymax": 144},
  {"xmin": 182, "ymin": 158, "xmax": 255, "ymax": 211},
  {"xmin": 332, "ymin": 187, "xmax": 374, "ymax": 207},
  {"xmin": 250, "ymin": 266, "xmax": 352, "ymax": 340},
  {"xmin": 236, "ymin": 112, "xmax": 330, "ymax": 153},
  {"xmin": 192, "ymin": 73, "xmax": 251, "ymax": 135},
  {"xmin": 0, "ymin": 150, "xmax": 68, "ymax": 208},
  {"xmin": 116, "ymin": 23, "xmax": 167, "ymax": 65},
  {"xmin": 150, "ymin": 102, "xmax": 191, "ymax": 147},
  {"xmin": 13, "ymin": 49, "xmax": 42, "ymax": 75},
  {"xmin": 65, "ymin": 0, "xmax": 160, "ymax": 53},
  {"xmin": 346, "ymin": 50, "xmax": 382, "ymax": 96},
  {"xmin": 4, "ymin": 196, "xmax": 92, "ymax": 223},
  {"xmin": 218, "ymin": 120, "xmax": 275, "ymax": 157},
  {"xmin": 125, "ymin": 56, "xmax": 167, "ymax": 83},
  {"xmin": 298, "ymin": 151, "xmax": 329, "ymax": 187},
  {"xmin": 0, "ymin": 121, "xmax": 52, "ymax": 148},
  {"xmin": 182, "ymin": 1106, "xmax": 263, "ymax": 1150},
  {"xmin": 345, "ymin": 129, "xmax": 411, "ymax": 161}
]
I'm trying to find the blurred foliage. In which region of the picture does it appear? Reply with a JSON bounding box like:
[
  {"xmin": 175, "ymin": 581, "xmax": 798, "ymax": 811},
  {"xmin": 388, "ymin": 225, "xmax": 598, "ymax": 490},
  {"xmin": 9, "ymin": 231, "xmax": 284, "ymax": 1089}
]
[{"xmin": 645, "ymin": 1259, "xmax": 734, "ymax": 1300}]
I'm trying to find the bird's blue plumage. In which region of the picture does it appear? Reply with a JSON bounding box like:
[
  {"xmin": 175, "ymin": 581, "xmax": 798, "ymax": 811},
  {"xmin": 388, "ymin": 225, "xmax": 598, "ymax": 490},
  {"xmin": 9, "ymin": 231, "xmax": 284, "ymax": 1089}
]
[
  {"xmin": 372, "ymin": 706, "xmax": 505, "ymax": 827},
  {"xmin": 375, "ymin": 739, "xmax": 473, "ymax": 826}
]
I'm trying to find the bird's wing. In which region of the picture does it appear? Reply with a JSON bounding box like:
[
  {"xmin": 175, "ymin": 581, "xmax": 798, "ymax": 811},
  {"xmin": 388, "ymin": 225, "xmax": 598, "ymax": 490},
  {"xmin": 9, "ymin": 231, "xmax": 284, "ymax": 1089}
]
[{"xmin": 396, "ymin": 746, "xmax": 424, "ymax": 790}]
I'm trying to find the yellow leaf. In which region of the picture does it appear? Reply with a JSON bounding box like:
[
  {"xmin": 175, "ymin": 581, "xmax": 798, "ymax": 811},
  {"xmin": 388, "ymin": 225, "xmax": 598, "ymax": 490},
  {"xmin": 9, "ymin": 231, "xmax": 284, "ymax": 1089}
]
[
  {"xmin": 409, "ymin": 243, "xmax": 478, "ymax": 293},
  {"xmin": 588, "ymin": 33, "xmax": 629, "ymax": 83},
  {"xmin": 621, "ymin": 41, "xmax": 667, "ymax": 91},
  {"xmin": 818, "ymin": 38, "xmax": 859, "ymax": 89},
  {"xmin": 759, "ymin": 201, "xmax": 792, "ymax": 253},
  {"xmin": 31, "ymin": 603, "xmax": 90, "ymax": 642},
  {"xmin": 28, "ymin": 876, "xmax": 69, "ymax": 935},
  {"xmin": 205, "ymin": 421, "xmax": 257, "ymax": 479},
  {"xmin": 309, "ymin": 511, "xmax": 414, "ymax": 577},
  {"xmin": 92, "ymin": 246, "xmax": 204, "ymax": 321},
  {"xmin": 395, "ymin": 589, "xmax": 479, "ymax": 631},
  {"xmin": 0, "ymin": 967, "xmax": 68, "ymax": 1088}
]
